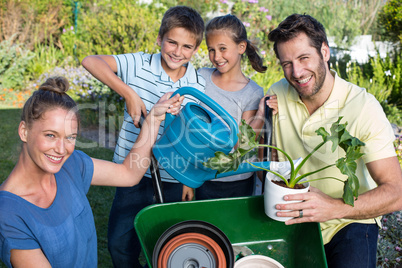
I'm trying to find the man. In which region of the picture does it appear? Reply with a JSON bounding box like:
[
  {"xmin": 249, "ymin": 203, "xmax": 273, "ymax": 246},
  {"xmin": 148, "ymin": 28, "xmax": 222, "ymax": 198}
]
[{"xmin": 266, "ymin": 13, "xmax": 402, "ymax": 267}]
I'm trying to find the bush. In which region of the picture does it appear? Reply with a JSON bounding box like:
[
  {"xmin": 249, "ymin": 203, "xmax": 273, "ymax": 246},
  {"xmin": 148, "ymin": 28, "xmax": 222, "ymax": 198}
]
[
  {"xmin": 73, "ymin": 0, "xmax": 164, "ymax": 62},
  {"xmin": 377, "ymin": 210, "xmax": 402, "ymax": 267},
  {"xmin": 332, "ymin": 53, "xmax": 402, "ymax": 126},
  {"xmin": 0, "ymin": 0, "xmax": 72, "ymax": 50},
  {"xmin": 378, "ymin": 0, "xmax": 402, "ymax": 44},
  {"xmin": 224, "ymin": 0, "xmax": 380, "ymax": 49},
  {"xmin": 30, "ymin": 65, "xmax": 124, "ymax": 132},
  {"xmin": 0, "ymin": 38, "xmax": 35, "ymax": 90}
]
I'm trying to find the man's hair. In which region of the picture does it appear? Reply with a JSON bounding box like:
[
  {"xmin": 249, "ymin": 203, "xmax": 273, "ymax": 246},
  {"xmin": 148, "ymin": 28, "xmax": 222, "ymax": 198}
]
[
  {"xmin": 158, "ymin": 6, "xmax": 204, "ymax": 47},
  {"xmin": 268, "ymin": 14, "xmax": 329, "ymax": 59}
]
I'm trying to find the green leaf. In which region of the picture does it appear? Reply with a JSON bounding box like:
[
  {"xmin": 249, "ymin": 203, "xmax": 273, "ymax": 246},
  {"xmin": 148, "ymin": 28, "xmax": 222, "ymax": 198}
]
[
  {"xmin": 203, "ymin": 120, "xmax": 260, "ymax": 177},
  {"xmin": 315, "ymin": 127, "xmax": 330, "ymax": 142},
  {"xmin": 203, "ymin": 151, "xmax": 236, "ymax": 176},
  {"xmin": 343, "ymin": 180, "xmax": 355, "ymax": 206},
  {"xmin": 238, "ymin": 119, "xmax": 258, "ymax": 150}
]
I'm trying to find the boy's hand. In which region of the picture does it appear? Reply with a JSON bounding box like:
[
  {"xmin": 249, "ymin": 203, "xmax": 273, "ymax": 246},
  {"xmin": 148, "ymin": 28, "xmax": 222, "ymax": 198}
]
[
  {"xmin": 126, "ymin": 91, "xmax": 148, "ymax": 128},
  {"xmin": 182, "ymin": 185, "xmax": 194, "ymax": 201}
]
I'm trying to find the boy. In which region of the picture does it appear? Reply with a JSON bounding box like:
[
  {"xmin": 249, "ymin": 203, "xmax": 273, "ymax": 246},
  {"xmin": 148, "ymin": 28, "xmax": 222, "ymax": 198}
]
[{"xmin": 81, "ymin": 6, "xmax": 205, "ymax": 267}]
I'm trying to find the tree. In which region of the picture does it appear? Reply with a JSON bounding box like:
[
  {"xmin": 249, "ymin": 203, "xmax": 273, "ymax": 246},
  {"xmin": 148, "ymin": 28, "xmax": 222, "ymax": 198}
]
[{"xmin": 378, "ymin": 0, "xmax": 402, "ymax": 43}]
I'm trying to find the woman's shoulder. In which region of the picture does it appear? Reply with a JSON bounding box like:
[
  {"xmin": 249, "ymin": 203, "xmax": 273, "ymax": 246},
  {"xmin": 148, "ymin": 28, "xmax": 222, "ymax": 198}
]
[
  {"xmin": 63, "ymin": 150, "xmax": 91, "ymax": 167},
  {"xmin": 0, "ymin": 191, "xmax": 31, "ymax": 222},
  {"xmin": 59, "ymin": 150, "xmax": 93, "ymax": 194}
]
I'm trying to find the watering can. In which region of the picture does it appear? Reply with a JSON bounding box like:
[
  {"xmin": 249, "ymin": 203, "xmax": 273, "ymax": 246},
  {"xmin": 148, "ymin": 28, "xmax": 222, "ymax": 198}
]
[{"xmin": 152, "ymin": 87, "xmax": 272, "ymax": 188}]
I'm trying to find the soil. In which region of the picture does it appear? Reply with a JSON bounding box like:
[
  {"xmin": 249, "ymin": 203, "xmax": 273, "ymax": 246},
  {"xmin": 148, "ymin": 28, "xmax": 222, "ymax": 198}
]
[{"xmin": 272, "ymin": 180, "xmax": 307, "ymax": 189}]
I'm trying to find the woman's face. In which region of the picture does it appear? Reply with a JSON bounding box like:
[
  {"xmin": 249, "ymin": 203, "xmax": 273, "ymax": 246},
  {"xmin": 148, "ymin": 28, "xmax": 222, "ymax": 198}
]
[{"xmin": 20, "ymin": 107, "xmax": 78, "ymax": 175}]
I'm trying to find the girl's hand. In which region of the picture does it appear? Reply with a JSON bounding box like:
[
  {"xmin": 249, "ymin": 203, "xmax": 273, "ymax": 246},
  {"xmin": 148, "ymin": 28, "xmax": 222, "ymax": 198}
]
[
  {"xmin": 265, "ymin": 94, "xmax": 278, "ymax": 115},
  {"xmin": 255, "ymin": 94, "xmax": 278, "ymax": 119}
]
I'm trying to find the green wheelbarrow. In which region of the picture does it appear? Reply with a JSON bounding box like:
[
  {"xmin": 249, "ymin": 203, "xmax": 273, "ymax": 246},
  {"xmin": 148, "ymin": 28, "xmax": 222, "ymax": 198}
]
[{"xmin": 134, "ymin": 195, "xmax": 327, "ymax": 267}]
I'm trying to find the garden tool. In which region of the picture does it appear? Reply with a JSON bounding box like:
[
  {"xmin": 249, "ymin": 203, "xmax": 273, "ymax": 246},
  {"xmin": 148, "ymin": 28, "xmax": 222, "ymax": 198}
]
[{"xmin": 152, "ymin": 87, "xmax": 277, "ymax": 188}]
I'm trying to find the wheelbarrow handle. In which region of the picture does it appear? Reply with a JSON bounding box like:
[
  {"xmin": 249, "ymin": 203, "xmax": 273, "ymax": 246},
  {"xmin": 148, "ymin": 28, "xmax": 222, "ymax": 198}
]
[
  {"xmin": 150, "ymin": 155, "xmax": 164, "ymax": 204},
  {"xmin": 262, "ymin": 96, "xmax": 273, "ymax": 192},
  {"xmin": 139, "ymin": 115, "xmax": 165, "ymax": 204}
]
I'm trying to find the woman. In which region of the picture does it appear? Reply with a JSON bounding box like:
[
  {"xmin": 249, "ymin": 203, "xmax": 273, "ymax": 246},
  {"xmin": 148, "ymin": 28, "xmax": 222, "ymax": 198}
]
[{"xmin": 0, "ymin": 76, "xmax": 183, "ymax": 267}]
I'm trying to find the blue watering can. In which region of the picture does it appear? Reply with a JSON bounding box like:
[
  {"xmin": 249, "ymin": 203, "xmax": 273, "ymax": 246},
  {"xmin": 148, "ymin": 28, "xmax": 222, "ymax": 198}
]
[{"xmin": 152, "ymin": 87, "xmax": 272, "ymax": 188}]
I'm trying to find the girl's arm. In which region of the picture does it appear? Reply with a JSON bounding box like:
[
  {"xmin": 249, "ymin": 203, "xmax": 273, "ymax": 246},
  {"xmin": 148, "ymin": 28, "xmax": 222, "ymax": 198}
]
[
  {"xmin": 90, "ymin": 93, "xmax": 184, "ymax": 187},
  {"xmin": 243, "ymin": 95, "xmax": 278, "ymax": 138}
]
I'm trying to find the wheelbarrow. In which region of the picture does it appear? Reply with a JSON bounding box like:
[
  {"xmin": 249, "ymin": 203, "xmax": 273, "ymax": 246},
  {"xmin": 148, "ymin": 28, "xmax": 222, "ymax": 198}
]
[
  {"xmin": 135, "ymin": 88, "xmax": 327, "ymax": 267},
  {"xmin": 135, "ymin": 196, "xmax": 327, "ymax": 267}
]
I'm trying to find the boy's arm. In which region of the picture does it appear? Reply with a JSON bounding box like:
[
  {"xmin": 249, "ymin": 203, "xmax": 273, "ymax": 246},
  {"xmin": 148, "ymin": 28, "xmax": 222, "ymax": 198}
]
[
  {"xmin": 90, "ymin": 93, "xmax": 184, "ymax": 187},
  {"xmin": 81, "ymin": 55, "xmax": 147, "ymax": 127}
]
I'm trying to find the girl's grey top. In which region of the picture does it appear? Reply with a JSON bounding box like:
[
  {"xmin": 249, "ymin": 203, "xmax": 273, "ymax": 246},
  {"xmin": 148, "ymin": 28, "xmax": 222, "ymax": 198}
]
[{"xmin": 199, "ymin": 67, "xmax": 264, "ymax": 182}]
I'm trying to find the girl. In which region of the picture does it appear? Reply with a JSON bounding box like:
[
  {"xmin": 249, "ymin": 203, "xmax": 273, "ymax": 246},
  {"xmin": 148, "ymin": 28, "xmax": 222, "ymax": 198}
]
[
  {"xmin": 0, "ymin": 77, "xmax": 183, "ymax": 268},
  {"xmin": 196, "ymin": 14, "xmax": 276, "ymax": 200}
]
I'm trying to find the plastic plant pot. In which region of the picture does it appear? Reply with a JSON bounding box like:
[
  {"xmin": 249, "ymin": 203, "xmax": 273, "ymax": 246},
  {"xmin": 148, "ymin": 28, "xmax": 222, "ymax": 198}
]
[{"xmin": 152, "ymin": 220, "xmax": 234, "ymax": 268}]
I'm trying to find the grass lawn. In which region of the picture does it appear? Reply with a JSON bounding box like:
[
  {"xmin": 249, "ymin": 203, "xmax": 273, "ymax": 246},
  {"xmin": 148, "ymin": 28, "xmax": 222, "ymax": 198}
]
[{"xmin": 0, "ymin": 107, "xmax": 115, "ymax": 267}]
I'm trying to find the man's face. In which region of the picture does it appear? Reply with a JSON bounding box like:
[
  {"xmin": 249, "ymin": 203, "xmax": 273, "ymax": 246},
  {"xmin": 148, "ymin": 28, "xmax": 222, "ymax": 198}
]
[{"xmin": 277, "ymin": 32, "xmax": 329, "ymax": 99}]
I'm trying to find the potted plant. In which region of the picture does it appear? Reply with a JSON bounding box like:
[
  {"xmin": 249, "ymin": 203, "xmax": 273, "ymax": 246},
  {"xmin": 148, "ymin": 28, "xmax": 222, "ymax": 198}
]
[{"xmin": 203, "ymin": 116, "xmax": 365, "ymax": 220}]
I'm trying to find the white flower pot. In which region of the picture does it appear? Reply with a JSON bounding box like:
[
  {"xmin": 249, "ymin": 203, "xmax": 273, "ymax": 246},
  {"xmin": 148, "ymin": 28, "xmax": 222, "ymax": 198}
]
[
  {"xmin": 264, "ymin": 173, "xmax": 310, "ymax": 222},
  {"xmin": 234, "ymin": 255, "xmax": 284, "ymax": 268}
]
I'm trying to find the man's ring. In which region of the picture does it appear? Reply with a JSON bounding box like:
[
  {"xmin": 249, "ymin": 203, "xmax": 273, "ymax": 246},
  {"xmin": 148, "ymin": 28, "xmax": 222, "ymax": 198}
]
[{"xmin": 299, "ymin": 210, "xmax": 303, "ymax": 218}]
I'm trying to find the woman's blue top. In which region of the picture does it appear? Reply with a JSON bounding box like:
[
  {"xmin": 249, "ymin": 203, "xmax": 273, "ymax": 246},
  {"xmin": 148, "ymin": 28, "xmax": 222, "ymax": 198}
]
[{"xmin": 0, "ymin": 150, "xmax": 96, "ymax": 267}]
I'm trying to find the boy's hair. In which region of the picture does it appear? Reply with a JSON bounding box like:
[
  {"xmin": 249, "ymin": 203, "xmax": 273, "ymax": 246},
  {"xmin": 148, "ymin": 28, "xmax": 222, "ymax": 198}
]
[
  {"xmin": 158, "ymin": 6, "xmax": 204, "ymax": 47},
  {"xmin": 206, "ymin": 14, "xmax": 266, "ymax": 73},
  {"xmin": 268, "ymin": 14, "xmax": 329, "ymax": 60}
]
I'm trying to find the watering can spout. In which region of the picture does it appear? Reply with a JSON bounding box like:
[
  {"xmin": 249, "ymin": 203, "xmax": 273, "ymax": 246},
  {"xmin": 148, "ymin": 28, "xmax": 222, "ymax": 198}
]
[{"xmin": 214, "ymin": 158, "xmax": 303, "ymax": 179}]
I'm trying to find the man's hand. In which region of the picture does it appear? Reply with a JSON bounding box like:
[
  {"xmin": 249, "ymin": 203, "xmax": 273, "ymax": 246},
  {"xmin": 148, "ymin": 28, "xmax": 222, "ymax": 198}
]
[{"xmin": 275, "ymin": 186, "xmax": 345, "ymax": 224}]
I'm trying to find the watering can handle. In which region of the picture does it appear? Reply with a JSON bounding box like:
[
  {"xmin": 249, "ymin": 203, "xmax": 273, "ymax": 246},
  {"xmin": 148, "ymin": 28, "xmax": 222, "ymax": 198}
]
[{"xmin": 165, "ymin": 86, "xmax": 239, "ymax": 138}]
